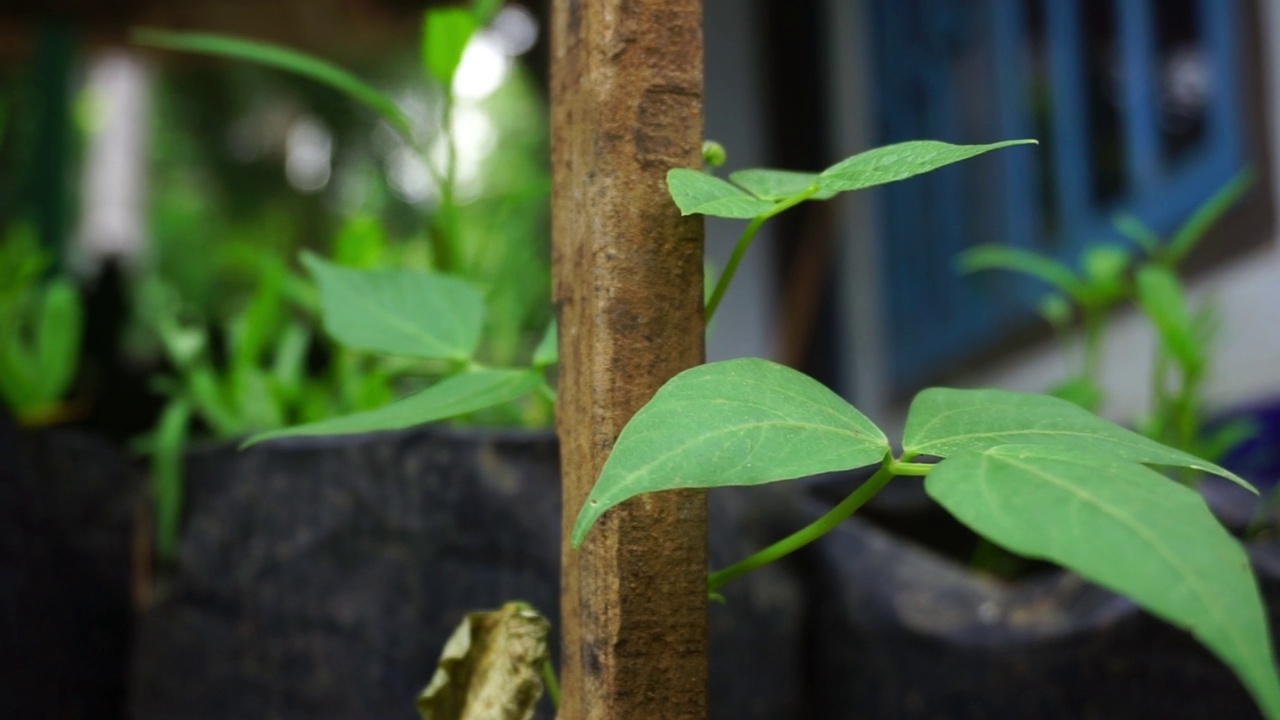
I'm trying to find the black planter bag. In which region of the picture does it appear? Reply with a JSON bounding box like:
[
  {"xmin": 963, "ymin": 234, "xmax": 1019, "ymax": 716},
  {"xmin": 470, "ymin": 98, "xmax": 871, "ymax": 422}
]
[
  {"xmin": 800, "ymin": 473, "xmax": 1280, "ymax": 720},
  {"xmin": 131, "ymin": 425, "xmax": 808, "ymax": 720},
  {"xmin": 1, "ymin": 409, "xmax": 138, "ymax": 720}
]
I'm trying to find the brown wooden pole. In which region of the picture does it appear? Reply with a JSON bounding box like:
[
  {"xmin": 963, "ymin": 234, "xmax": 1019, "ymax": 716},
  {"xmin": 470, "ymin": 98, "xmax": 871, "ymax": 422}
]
[{"xmin": 550, "ymin": 0, "xmax": 707, "ymax": 718}]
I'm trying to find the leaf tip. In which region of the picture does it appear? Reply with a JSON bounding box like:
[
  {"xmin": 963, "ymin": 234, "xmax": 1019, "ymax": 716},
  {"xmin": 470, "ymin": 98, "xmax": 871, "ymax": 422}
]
[{"xmin": 570, "ymin": 498, "xmax": 604, "ymax": 548}]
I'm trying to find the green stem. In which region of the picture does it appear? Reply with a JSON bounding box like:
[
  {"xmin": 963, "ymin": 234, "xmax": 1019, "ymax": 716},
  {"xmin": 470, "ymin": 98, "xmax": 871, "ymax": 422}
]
[
  {"xmin": 705, "ymin": 186, "xmax": 818, "ymax": 323},
  {"xmin": 427, "ymin": 93, "xmax": 460, "ymax": 273},
  {"xmin": 707, "ymin": 462, "xmax": 895, "ymax": 592},
  {"xmin": 542, "ymin": 656, "xmax": 561, "ymax": 709}
]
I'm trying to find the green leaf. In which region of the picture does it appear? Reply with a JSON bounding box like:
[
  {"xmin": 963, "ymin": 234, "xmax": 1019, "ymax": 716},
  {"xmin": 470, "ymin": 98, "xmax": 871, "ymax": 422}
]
[
  {"xmin": 271, "ymin": 323, "xmax": 312, "ymax": 401},
  {"xmin": 152, "ymin": 398, "xmax": 192, "ymax": 561},
  {"xmin": 471, "ymin": 0, "xmax": 505, "ymax": 25},
  {"xmin": 728, "ymin": 169, "xmax": 835, "ymax": 202},
  {"xmin": 243, "ymin": 369, "xmax": 542, "ymax": 447},
  {"xmin": 958, "ymin": 245, "xmax": 1088, "ymax": 302},
  {"xmin": 34, "ymin": 278, "xmax": 81, "ymax": 405},
  {"xmin": 532, "ymin": 320, "xmax": 557, "ymax": 369},
  {"xmin": 1082, "ymin": 244, "xmax": 1129, "ymax": 288},
  {"xmin": 424, "ymin": 8, "xmax": 478, "ymax": 87},
  {"xmin": 133, "ymin": 28, "xmax": 415, "ymax": 141},
  {"xmin": 903, "ymin": 387, "xmax": 1253, "ymax": 492},
  {"xmin": 1037, "ymin": 293, "xmax": 1073, "ymax": 329},
  {"xmin": 666, "ymin": 168, "xmax": 777, "ymax": 219},
  {"xmin": 333, "ymin": 214, "xmax": 388, "ymax": 269},
  {"xmin": 1112, "ymin": 213, "xmax": 1161, "ymax": 255},
  {"xmin": 0, "ymin": 332, "xmax": 36, "ymax": 411},
  {"xmin": 1167, "ymin": 168, "xmax": 1254, "ymax": 263},
  {"xmin": 1135, "ymin": 266, "xmax": 1200, "ymax": 370},
  {"xmin": 926, "ymin": 445, "xmax": 1280, "ymax": 718},
  {"xmin": 302, "ymin": 252, "xmax": 485, "ymax": 362},
  {"xmin": 817, "ymin": 139, "xmax": 1037, "ymax": 194},
  {"xmin": 228, "ymin": 267, "xmax": 283, "ymax": 371},
  {"xmin": 572, "ymin": 358, "xmax": 890, "ymax": 547},
  {"xmin": 188, "ymin": 366, "xmax": 242, "ymax": 437}
]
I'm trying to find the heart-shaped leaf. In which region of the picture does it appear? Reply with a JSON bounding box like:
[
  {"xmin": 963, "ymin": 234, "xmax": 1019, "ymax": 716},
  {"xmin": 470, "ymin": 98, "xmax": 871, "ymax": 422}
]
[
  {"xmin": 244, "ymin": 369, "xmax": 542, "ymax": 447},
  {"xmin": 728, "ymin": 169, "xmax": 834, "ymax": 201},
  {"xmin": 817, "ymin": 139, "xmax": 1036, "ymax": 193},
  {"xmin": 903, "ymin": 387, "xmax": 1253, "ymax": 492},
  {"xmin": 303, "ymin": 252, "xmax": 485, "ymax": 362},
  {"xmin": 927, "ymin": 445, "xmax": 1280, "ymax": 718},
  {"xmin": 572, "ymin": 358, "xmax": 890, "ymax": 546},
  {"xmin": 667, "ymin": 168, "xmax": 777, "ymax": 219}
]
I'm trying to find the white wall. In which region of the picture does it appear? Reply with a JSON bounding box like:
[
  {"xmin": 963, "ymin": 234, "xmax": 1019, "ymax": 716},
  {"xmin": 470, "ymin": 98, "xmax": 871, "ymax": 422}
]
[
  {"xmin": 828, "ymin": 0, "xmax": 1280, "ymax": 435},
  {"xmin": 703, "ymin": 0, "xmax": 778, "ymax": 362}
]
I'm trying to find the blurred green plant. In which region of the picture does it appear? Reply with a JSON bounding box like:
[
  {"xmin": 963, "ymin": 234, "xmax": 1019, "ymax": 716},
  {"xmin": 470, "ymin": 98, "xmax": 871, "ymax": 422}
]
[
  {"xmin": 132, "ymin": 1, "xmax": 555, "ymax": 556},
  {"xmin": 958, "ymin": 170, "xmax": 1256, "ymax": 467},
  {"xmin": 0, "ymin": 224, "xmax": 82, "ymax": 426}
]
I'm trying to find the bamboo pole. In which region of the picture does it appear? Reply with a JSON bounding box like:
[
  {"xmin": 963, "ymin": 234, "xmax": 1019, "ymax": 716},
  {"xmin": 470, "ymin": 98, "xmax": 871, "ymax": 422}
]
[{"xmin": 550, "ymin": 0, "xmax": 708, "ymax": 718}]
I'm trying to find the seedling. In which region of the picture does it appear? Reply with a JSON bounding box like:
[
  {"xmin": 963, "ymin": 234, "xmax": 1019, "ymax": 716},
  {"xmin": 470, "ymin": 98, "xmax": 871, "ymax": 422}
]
[
  {"xmin": 958, "ymin": 172, "xmax": 1256, "ymax": 464},
  {"xmin": 0, "ymin": 224, "xmax": 82, "ymax": 426},
  {"xmin": 571, "ymin": 141, "xmax": 1280, "ymax": 718}
]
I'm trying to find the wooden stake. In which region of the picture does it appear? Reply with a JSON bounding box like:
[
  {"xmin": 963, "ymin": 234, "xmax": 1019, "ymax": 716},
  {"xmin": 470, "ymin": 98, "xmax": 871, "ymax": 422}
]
[{"xmin": 550, "ymin": 0, "xmax": 707, "ymax": 718}]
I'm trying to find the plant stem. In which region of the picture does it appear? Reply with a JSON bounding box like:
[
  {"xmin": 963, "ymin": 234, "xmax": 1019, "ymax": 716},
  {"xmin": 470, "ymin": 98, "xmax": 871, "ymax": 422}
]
[
  {"xmin": 435, "ymin": 92, "xmax": 460, "ymax": 273},
  {"xmin": 542, "ymin": 656, "xmax": 561, "ymax": 709},
  {"xmin": 704, "ymin": 186, "xmax": 818, "ymax": 323},
  {"xmin": 706, "ymin": 462, "xmax": 895, "ymax": 592}
]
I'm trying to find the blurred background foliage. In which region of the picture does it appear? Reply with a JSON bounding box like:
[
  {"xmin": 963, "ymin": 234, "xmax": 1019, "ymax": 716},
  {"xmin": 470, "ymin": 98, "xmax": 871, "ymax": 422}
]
[{"xmin": 0, "ymin": 2, "xmax": 552, "ymax": 441}]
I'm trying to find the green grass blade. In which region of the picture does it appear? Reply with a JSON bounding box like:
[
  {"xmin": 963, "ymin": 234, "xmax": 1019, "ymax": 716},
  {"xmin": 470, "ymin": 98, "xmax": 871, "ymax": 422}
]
[{"xmin": 133, "ymin": 28, "xmax": 415, "ymax": 141}]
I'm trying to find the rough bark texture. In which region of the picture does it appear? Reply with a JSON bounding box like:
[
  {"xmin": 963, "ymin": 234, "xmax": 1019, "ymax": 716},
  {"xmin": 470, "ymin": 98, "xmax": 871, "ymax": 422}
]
[{"xmin": 550, "ymin": 1, "xmax": 708, "ymax": 718}]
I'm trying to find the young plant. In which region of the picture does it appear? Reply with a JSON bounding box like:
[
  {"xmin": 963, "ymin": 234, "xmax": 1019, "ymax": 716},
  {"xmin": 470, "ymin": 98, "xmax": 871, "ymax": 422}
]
[
  {"xmin": 0, "ymin": 224, "xmax": 83, "ymax": 426},
  {"xmin": 241, "ymin": 252, "xmax": 556, "ymax": 447},
  {"xmin": 570, "ymin": 141, "xmax": 1280, "ymax": 718},
  {"xmin": 134, "ymin": 0, "xmax": 550, "ymax": 373},
  {"xmin": 958, "ymin": 171, "xmax": 1255, "ymax": 463},
  {"xmin": 135, "ymin": 253, "xmax": 392, "ymax": 559}
]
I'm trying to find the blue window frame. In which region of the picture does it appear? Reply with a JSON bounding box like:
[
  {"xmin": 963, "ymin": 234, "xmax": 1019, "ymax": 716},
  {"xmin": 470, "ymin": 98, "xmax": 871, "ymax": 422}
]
[{"xmin": 869, "ymin": 0, "xmax": 1250, "ymax": 391}]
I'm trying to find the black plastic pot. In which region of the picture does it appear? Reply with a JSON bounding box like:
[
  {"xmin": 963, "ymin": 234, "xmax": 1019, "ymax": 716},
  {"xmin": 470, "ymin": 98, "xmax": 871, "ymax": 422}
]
[
  {"xmin": 1, "ymin": 408, "xmax": 138, "ymax": 720},
  {"xmin": 800, "ymin": 464, "xmax": 1280, "ymax": 720},
  {"xmin": 130, "ymin": 425, "xmax": 809, "ymax": 720}
]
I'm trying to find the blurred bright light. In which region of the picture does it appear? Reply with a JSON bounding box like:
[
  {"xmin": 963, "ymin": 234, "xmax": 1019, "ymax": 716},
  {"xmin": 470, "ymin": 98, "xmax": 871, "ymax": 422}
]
[
  {"xmin": 388, "ymin": 146, "xmax": 437, "ymax": 205},
  {"xmin": 490, "ymin": 5, "xmax": 539, "ymax": 56},
  {"xmin": 285, "ymin": 116, "xmax": 333, "ymax": 192},
  {"xmin": 453, "ymin": 34, "xmax": 511, "ymax": 101},
  {"xmin": 450, "ymin": 106, "xmax": 497, "ymax": 201}
]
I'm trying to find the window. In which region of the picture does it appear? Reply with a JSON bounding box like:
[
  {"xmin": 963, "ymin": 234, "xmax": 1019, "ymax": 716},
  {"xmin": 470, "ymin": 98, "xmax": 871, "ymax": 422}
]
[{"xmin": 868, "ymin": 0, "xmax": 1270, "ymax": 392}]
